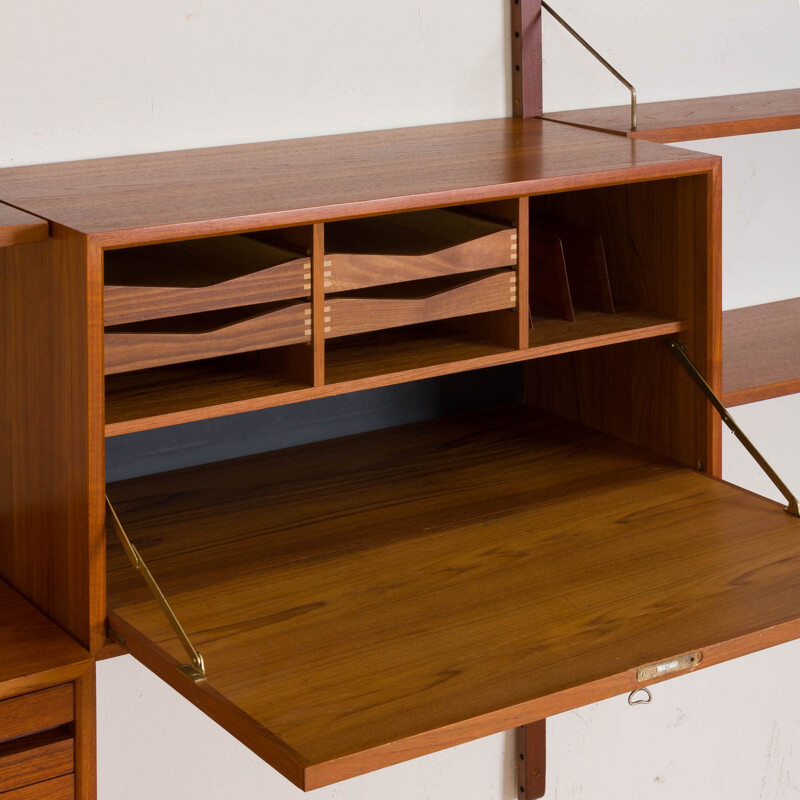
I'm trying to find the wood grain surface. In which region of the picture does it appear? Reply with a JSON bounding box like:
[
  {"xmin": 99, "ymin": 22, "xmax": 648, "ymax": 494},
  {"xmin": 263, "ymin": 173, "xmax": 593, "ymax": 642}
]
[
  {"xmin": 104, "ymin": 236, "xmax": 309, "ymax": 325},
  {"xmin": 104, "ymin": 309, "xmax": 684, "ymax": 435},
  {"xmin": 541, "ymin": 89, "xmax": 800, "ymax": 143},
  {"xmin": 0, "ymin": 203, "xmax": 48, "ymax": 247},
  {"xmin": 72, "ymin": 667, "xmax": 95, "ymax": 800},
  {"xmin": 0, "ymin": 685, "xmax": 73, "ymax": 743},
  {"xmin": 723, "ymin": 299, "xmax": 800, "ymax": 406},
  {"xmin": 326, "ymin": 271, "xmax": 516, "ymax": 338},
  {"xmin": 0, "ymin": 570, "xmax": 90, "ymax": 704},
  {"xmin": 0, "ymin": 119, "xmax": 716, "ymax": 245},
  {"xmin": 0, "ymin": 728, "xmax": 74, "ymax": 793},
  {"xmin": 530, "ymin": 230, "xmax": 574, "ymax": 321},
  {"xmin": 517, "ymin": 720, "xmax": 546, "ymax": 799},
  {"xmin": 534, "ymin": 221, "xmax": 614, "ymax": 314},
  {"xmin": 528, "ymin": 170, "xmax": 721, "ymax": 474},
  {"xmin": 325, "ymin": 210, "xmax": 516, "ymax": 292},
  {"xmin": 0, "ymin": 226, "xmax": 106, "ymax": 651},
  {"xmin": 511, "ymin": 0, "xmax": 543, "ymax": 118},
  {"xmin": 104, "ymin": 301, "xmax": 311, "ymax": 374},
  {"xmin": 106, "ymin": 406, "xmax": 799, "ymax": 789},
  {"xmin": 0, "ymin": 775, "xmax": 74, "ymax": 800}
]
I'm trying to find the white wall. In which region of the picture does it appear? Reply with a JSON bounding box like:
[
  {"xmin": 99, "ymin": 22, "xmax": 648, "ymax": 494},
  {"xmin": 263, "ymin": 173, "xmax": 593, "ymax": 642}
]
[{"xmin": 3, "ymin": 1, "xmax": 799, "ymax": 797}]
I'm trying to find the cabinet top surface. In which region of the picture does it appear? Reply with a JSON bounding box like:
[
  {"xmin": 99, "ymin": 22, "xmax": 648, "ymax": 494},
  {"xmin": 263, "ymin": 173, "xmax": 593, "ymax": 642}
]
[
  {"xmin": 0, "ymin": 202, "xmax": 48, "ymax": 247},
  {"xmin": 0, "ymin": 580, "xmax": 90, "ymax": 696},
  {"xmin": 0, "ymin": 118, "xmax": 716, "ymax": 245}
]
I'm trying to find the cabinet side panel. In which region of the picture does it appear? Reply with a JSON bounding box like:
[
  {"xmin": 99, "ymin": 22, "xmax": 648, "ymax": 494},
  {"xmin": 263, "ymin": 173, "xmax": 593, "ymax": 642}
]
[
  {"xmin": 0, "ymin": 226, "xmax": 105, "ymax": 649},
  {"xmin": 525, "ymin": 171, "xmax": 720, "ymax": 470},
  {"xmin": 74, "ymin": 665, "xmax": 97, "ymax": 800}
]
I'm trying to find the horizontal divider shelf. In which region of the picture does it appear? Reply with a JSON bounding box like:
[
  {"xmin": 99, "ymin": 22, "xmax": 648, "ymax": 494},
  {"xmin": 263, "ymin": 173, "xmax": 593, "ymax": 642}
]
[
  {"xmin": 325, "ymin": 269, "xmax": 516, "ymax": 338},
  {"xmin": 104, "ymin": 234, "xmax": 310, "ymax": 325},
  {"xmin": 723, "ymin": 298, "xmax": 800, "ymax": 406},
  {"xmin": 106, "ymin": 405, "xmax": 800, "ymax": 790},
  {"xmin": 104, "ymin": 308, "xmax": 684, "ymax": 436},
  {"xmin": 104, "ymin": 301, "xmax": 311, "ymax": 374},
  {"xmin": 322, "ymin": 208, "xmax": 517, "ymax": 292},
  {"xmin": 0, "ymin": 580, "xmax": 91, "ymax": 701}
]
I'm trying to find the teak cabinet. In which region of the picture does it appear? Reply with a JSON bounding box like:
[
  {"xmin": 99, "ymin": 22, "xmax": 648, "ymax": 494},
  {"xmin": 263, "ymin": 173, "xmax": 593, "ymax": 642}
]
[{"xmin": 1, "ymin": 115, "xmax": 799, "ymax": 796}]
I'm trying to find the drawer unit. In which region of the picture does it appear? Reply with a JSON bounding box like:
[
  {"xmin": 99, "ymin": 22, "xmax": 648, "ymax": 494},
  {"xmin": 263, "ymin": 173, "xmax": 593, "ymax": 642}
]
[
  {"xmin": 0, "ymin": 729, "xmax": 73, "ymax": 794},
  {"xmin": 324, "ymin": 209, "xmax": 517, "ymax": 292},
  {"xmin": 104, "ymin": 235, "xmax": 310, "ymax": 325},
  {"xmin": 0, "ymin": 686, "xmax": 73, "ymax": 744},
  {"xmin": 325, "ymin": 269, "xmax": 517, "ymax": 338},
  {"xmin": 104, "ymin": 301, "xmax": 312, "ymax": 374},
  {"xmin": 0, "ymin": 775, "xmax": 74, "ymax": 800}
]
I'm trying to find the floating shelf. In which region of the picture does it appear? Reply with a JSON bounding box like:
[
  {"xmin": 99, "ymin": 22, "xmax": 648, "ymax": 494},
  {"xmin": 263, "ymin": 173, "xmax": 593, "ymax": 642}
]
[
  {"xmin": 106, "ymin": 405, "xmax": 800, "ymax": 790},
  {"xmin": 723, "ymin": 298, "xmax": 800, "ymax": 406},
  {"xmin": 541, "ymin": 89, "xmax": 800, "ymax": 143}
]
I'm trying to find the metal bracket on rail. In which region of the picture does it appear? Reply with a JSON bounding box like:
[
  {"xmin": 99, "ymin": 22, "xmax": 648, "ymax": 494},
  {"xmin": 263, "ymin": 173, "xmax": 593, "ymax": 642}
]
[
  {"xmin": 541, "ymin": 1, "xmax": 638, "ymax": 131},
  {"xmin": 105, "ymin": 496, "xmax": 208, "ymax": 681},
  {"xmin": 669, "ymin": 340, "xmax": 800, "ymax": 518}
]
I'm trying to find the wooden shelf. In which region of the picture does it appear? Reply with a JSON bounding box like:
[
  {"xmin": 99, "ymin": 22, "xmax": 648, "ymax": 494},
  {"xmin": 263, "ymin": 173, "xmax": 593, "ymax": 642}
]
[
  {"xmin": 104, "ymin": 301, "xmax": 311, "ymax": 374},
  {"xmin": 104, "ymin": 235, "xmax": 310, "ymax": 325},
  {"xmin": 0, "ymin": 203, "xmax": 47, "ymax": 248},
  {"xmin": 528, "ymin": 308, "xmax": 681, "ymax": 351},
  {"xmin": 104, "ymin": 308, "xmax": 684, "ymax": 436},
  {"xmin": 723, "ymin": 298, "xmax": 800, "ymax": 406},
  {"xmin": 0, "ymin": 580, "xmax": 91, "ymax": 701},
  {"xmin": 326, "ymin": 270, "xmax": 517, "ymax": 339},
  {"xmin": 104, "ymin": 355, "xmax": 313, "ymax": 436},
  {"xmin": 106, "ymin": 405, "xmax": 800, "ymax": 790},
  {"xmin": 541, "ymin": 89, "xmax": 800, "ymax": 143},
  {"xmin": 323, "ymin": 209, "xmax": 516, "ymax": 292},
  {"xmin": 0, "ymin": 118, "xmax": 717, "ymax": 245}
]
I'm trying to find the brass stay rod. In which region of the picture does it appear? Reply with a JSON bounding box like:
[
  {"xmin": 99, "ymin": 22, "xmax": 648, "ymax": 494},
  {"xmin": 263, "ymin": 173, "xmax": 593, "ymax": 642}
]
[
  {"xmin": 541, "ymin": 1, "xmax": 638, "ymax": 131},
  {"xmin": 669, "ymin": 341, "xmax": 800, "ymax": 518},
  {"xmin": 106, "ymin": 496, "xmax": 207, "ymax": 681}
]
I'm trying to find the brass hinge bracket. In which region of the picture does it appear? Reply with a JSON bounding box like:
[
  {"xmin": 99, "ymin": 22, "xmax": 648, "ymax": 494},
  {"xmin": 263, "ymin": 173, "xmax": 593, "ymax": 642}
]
[
  {"xmin": 542, "ymin": 1, "xmax": 638, "ymax": 131},
  {"xmin": 669, "ymin": 341, "xmax": 800, "ymax": 518},
  {"xmin": 105, "ymin": 496, "xmax": 207, "ymax": 681}
]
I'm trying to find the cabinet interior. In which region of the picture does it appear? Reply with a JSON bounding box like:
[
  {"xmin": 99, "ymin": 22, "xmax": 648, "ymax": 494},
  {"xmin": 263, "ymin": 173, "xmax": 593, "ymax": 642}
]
[{"xmin": 98, "ymin": 167, "xmax": 750, "ymax": 790}]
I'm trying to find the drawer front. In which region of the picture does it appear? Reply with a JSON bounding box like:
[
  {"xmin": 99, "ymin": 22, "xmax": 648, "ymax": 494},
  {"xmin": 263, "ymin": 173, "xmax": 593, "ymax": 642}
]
[
  {"xmin": 327, "ymin": 228, "xmax": 517, "ymax": 292},
  {"xmin": 326, "ymin": 271, "xmax": 517, "ymax": 339},
  {"xmin": 0, "ymin": 729, "xmax": 73, "ymax": 794},
  {"xmin": 104, "ymin": 237, "xmax": 310, "ymax": 326},
  {"xmin": 0, "ymin": 774, "xmax": 74, "ymax": 800},
  {"xmin": 105, "ymin": 302, "xmax": 312, "ymax": 374},
  {"xmin": 0, "ymin": 686, "xmax": 73, "ymax": 744}
]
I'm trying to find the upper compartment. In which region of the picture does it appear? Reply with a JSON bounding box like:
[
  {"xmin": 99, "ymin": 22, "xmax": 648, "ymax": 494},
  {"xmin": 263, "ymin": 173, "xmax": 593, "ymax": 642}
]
[{"xmin": 102, "ymin": 165, "xmax": 716, "ymax": 437}]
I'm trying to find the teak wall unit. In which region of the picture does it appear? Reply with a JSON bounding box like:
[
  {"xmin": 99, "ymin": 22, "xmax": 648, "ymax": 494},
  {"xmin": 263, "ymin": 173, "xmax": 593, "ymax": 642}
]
[{"xmin": 1, "ymin": 2, "xmax": 799, "ymax": 797}]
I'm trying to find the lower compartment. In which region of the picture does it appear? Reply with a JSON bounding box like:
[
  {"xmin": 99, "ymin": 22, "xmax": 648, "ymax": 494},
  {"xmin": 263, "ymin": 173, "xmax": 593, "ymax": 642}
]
[{"xmin": 105, "ymin": 404, "xmax": 800, "ymax": 790}]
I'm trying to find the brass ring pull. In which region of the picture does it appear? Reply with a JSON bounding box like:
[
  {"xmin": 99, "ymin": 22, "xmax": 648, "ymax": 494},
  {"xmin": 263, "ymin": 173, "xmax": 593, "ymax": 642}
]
[{"xmin": 627, "ymin": 687, "xmax": 652, "ymax": 706}]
